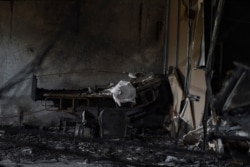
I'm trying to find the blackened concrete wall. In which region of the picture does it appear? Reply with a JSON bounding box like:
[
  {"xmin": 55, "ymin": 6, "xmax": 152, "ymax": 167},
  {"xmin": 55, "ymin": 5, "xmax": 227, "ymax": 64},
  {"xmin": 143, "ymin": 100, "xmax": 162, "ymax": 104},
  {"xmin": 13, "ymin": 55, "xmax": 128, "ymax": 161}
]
[{"xmin": 0, "ymin": 0, "xmax": 167, "ymax": 125}]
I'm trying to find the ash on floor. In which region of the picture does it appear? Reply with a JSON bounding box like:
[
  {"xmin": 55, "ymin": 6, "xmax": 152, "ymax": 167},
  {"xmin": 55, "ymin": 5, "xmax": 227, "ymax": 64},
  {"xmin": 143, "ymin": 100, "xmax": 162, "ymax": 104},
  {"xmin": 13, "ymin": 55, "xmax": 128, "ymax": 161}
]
[{"xmin": 0, "ymin": 127, "xmax": 246, "ymax": 167}]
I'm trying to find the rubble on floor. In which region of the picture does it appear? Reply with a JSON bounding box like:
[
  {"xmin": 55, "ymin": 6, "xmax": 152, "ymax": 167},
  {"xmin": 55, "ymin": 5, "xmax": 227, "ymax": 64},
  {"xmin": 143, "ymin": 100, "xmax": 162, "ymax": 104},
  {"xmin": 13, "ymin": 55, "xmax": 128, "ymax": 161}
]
[
  {"xmin": 0, "ymin": 126, "xmax": 245, "ymax": 167},
  {"xmin": 182, "ymin": 62, "xmax": 250, "ymax": 165},
  {"xmin": 1, "ymin": 65, "xmax": 250, "ymax": 166}
]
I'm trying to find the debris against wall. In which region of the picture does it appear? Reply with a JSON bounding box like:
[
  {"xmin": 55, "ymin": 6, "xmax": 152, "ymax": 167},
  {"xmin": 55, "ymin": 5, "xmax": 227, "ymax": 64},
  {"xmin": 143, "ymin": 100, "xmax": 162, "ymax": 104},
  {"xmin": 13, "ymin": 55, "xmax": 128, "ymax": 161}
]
[{"xmin": 0, "ymin": 0, "xmax": 168, "ymax": 125}]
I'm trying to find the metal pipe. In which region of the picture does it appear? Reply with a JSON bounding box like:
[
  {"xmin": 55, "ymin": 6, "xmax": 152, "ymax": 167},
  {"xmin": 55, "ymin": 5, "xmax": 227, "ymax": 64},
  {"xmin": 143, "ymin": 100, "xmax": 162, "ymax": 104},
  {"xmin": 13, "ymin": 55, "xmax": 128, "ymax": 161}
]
[
  {"xmin": 184, "ymin": 0, "xmax": 196, "ymax": 129},
  {"xmin": 203, "ymin": 0, "xmax": 225, "ymax": 151},
  {"xmin": 184, "ymin": 0, "xmax": 192, "ymax": 95},
  {"xmin": 175, "ymin": 0, "xmax": 181, "ymax": 68},
  {"xmin": 206, "ymin": 0, "xmax": 225, "ymax": 75},
  {"xmin": 163, "ymin": 0, "xmax": 170, "ymax": 75}
]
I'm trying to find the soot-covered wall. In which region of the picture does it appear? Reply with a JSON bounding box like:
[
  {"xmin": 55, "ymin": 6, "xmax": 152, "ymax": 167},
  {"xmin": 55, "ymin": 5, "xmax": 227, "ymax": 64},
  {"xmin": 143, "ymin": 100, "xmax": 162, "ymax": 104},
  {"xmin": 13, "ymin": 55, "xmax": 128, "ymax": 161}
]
[{"xmin": 0, "ymin": 0, "xmax": 167, "ymax": 125}]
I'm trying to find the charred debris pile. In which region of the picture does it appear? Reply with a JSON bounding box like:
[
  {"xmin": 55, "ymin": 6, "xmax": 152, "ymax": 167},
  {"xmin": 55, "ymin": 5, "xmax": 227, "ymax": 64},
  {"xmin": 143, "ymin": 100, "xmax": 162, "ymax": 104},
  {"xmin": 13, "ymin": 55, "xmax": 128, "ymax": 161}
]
[
  {"xmin": 30, "ymin": 73, "xmax": 173, "ymax": 138},
  {"xmin": 0, "ymin": 65, "xmax": 250, "ymax": 166},
  {"xmin": 0, "ymin": 72, "xmax": 231, "ymax": 166}
]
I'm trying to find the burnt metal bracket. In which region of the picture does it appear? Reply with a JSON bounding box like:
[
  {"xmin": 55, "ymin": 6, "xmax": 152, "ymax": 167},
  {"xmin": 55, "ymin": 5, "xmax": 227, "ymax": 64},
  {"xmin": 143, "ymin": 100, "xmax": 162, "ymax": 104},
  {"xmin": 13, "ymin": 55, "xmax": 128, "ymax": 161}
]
[
  {"xmin": 187, "ymin": 94, "xmax": 200, "ymax": 102},
  {"xmin": 203, "ymin": 0, "xmax": 225, "ymax": 151}
]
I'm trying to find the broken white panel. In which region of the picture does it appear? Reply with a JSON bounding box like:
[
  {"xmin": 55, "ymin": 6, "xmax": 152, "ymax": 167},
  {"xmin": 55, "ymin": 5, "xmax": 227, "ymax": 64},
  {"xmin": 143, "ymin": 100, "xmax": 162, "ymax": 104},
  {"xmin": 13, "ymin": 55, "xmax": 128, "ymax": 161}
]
[
  {"xmin": 110, "ymin": 80, "xmax": 136, "ymax": 106},
  {"xmin": 168, "ymin": 69, "xmax": 185, "ymax": 134},
  {"xmin": 181, "ymin": 71, "xmax": 206, "ymax": 130},
  {"xmin": 187, "ymin": 3, "xmax": 206, "ymax": 129},
  {"xmin": 189, "ymin": 69, "xmax": 206, "ymax": 128},
  {"xmin": 180, "ymin": 98, "xmax": 195, "ymax": 129},
  {"xmin": 168, "ymin": 69, "xmax": 185, "ymax": 118}
]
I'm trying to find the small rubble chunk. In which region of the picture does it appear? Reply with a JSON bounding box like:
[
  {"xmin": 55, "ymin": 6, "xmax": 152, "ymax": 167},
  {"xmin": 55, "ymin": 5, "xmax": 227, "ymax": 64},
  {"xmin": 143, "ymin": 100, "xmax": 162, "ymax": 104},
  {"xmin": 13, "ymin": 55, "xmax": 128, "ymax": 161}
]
[
  {"xmin": 110, "ymin": 80, "xmax": 136, "ymax": 106},
  {"xmin": 21, "ymin": 147, "xmax": 32, "ymax": 155}
]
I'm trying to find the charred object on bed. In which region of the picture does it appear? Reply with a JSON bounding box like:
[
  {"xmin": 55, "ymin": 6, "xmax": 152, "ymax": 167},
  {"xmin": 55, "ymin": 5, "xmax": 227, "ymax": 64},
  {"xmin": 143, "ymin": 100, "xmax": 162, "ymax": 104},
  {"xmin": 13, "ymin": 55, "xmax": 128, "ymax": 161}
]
[
  {"xmin": 31, "ymin": 74, "xmax": 172, "ymax": 138},
  {"xmin": 209, "ymin": 62, "xmax": 250, "ymax": 159}
]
